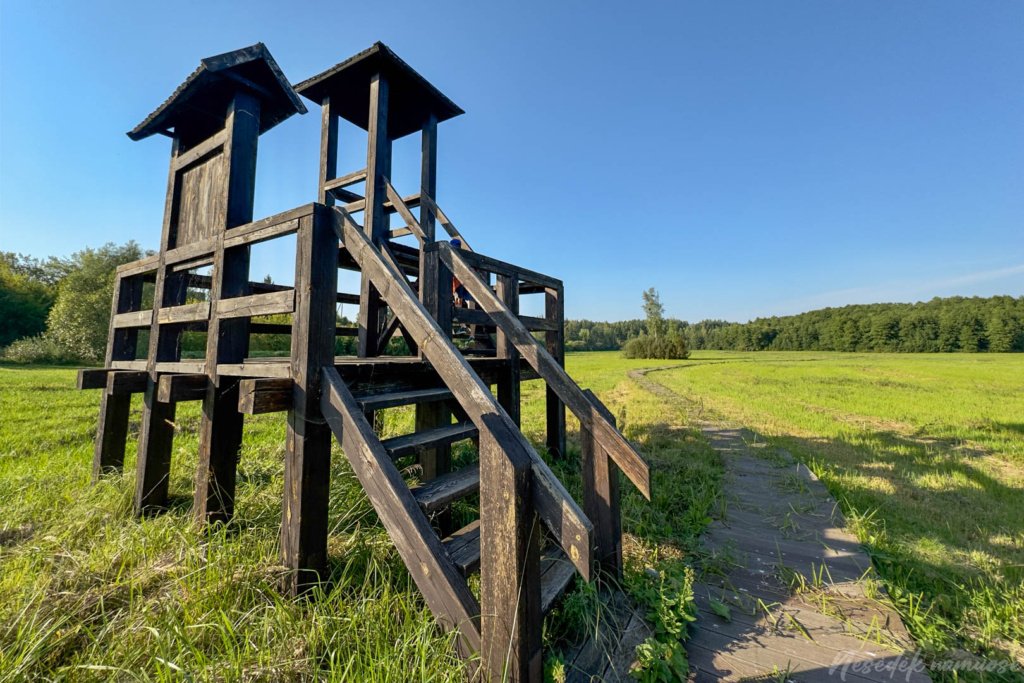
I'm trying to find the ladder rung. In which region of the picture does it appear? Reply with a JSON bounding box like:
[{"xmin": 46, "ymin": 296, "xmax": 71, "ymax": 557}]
[
  {"xmin": 412, "ymin": 464, "xmax": 480, "ymax": 514},
  {"xmin": 355, "ymin": 387, "xmax": 454, "ymax": 411},
  {"xmin": 442, "ymin": 519, "xmax": 481, "ymax": 577},
  {"xmin": 540, "ymin": 548, "xmax": 576, "ymax": 614},
  {"xmin": 381, "ymin": 422, "xmax": 478, "ymax": 459}
]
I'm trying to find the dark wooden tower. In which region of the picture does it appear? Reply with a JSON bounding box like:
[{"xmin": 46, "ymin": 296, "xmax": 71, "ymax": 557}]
[{"xmin": 79, "ymin": 42, "xmax": 650, "ymax": 682}]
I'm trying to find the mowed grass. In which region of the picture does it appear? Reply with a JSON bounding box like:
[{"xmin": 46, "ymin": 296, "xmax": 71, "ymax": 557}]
[
  {"xmin": 647, "ymin": 351, "xmax": 1024, "ymax": 672},
  {"xmin": 0, "ymin": 356, "xmax": 720, "ymax": 681}
]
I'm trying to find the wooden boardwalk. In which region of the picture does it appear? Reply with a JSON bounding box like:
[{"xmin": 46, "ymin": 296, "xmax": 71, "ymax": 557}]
[{"xmin": 631, "ymin": 370, "xmax": 931, "ymax": 683}]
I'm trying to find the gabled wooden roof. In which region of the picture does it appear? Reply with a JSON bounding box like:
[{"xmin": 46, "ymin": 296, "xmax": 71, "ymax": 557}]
[
  {"xmin": 295, "ymin": 42, "xmax": 464, "ymax": 140},
  {"xmin": 128, "ymin": 43, "xmax": 306, "ymax": 141}
]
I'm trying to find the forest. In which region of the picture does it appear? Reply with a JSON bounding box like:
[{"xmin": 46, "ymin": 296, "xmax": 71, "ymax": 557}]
[
  {"xmin": 3, "ymin": 244, "xmax": 1022, "ymax": 362},
  {"xmin": 569, "ymin": 295, "xmax": 1024, "ymax": 353}
]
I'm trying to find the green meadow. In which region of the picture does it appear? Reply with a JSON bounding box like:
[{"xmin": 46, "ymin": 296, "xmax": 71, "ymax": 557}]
[{"xmin": 1, "ymin": 351, "xmax": 1022, "ymax": 680}]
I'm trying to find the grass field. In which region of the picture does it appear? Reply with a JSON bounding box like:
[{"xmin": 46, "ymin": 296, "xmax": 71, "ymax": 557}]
[
  {"xmin": 644, "ymin": 351, "xmax": 1024, "ymax": 674},
  {"xmin": 0, "ymin": 355, "xmax": 719, "ymax": 681},
  {"xmin": 2, "ymin": 351, "xmax": 1022, "ymax": 681}
]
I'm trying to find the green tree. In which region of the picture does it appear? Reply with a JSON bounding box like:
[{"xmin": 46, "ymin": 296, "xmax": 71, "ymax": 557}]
[
  {"xmin": 45, "ymin": 242, "xmax": 146, "ymax": 362},
  {"xmin": 642, "ymin": 287, "xmax": 666, "ymax": 338},
  {"xmin": 0, "ymin": 254, "xmax": 59, "ymax": 347}
]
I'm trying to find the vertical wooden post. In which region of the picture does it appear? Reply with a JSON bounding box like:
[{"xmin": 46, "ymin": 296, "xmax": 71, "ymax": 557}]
[
  {"xmin": 92, "ymin": 273, "xmax": 142, "ymax": 479},
  {"xmin": 135, "ymin": 136, "xmax": 188, "ymax": 516},
  {"xmin": 581, "ymin": 390, "xmax": 622, "ymax": 577},
  {"xmin": 479, "ymin": 423, "xmax": 542, "ymax": 682},
  {"xmin": 195, "ymin": 92, "xmax": 261, "ymax": 525},
  {"xmin": 358, "ymin": 72, "xmax": 391, "ymax": 357},
  {"xmin": 419, "ymin": 113, "xmax": 438, "ymax": 302},
  {"xmin": 545, "ymin": 285, "xmax": 566, "ymax": 459},
  {"xmin": 318, "ymin": 95, "xmax": 338, "ymax": 207},
  {"xmin": 496, "ymin": 273, "xmax": 521, "ymax": 426},
  {"xmin": 418, "ymin": 243, "xmax": 454, "ymax": 529},
  {"xmin": 281, "ymin": 206, "xmax": 338, "ymax": 595}
]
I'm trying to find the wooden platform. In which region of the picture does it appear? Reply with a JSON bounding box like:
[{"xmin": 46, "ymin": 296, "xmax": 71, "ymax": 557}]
[{"xmin": 629, "ymin": 370, "xmax": 930, "ymax": 683}]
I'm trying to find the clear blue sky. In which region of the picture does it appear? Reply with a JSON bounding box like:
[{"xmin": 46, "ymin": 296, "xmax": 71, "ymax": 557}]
[{"xmin": 1, "ymin": 1, "xmax": 1021, "ymax": 322}]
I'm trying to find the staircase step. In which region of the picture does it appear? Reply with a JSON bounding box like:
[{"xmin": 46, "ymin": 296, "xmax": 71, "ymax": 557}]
[
  {"xmin": 355, "ymin": 387, "xmax": 454, "ymax": 411},
  {"xmin": 381, "ymin": 422, "xmax": 478, "ymax": 459},
  {"xmin": 442, "ymin": 520, "xmax": 481, "ymax": 577},
  {"xmin": 412, "ymin": 464, "xmax": 480, "ymax": 514},
  {"xmin": 540, "ymin": 548, "xmax": 577, "ymax": 614}
]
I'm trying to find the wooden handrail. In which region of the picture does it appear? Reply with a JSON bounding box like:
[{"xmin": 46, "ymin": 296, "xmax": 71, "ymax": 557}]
[
  {"xmin": 332, "ymin": 207, "xmax": 594, "ymax": 580},
  {"xmin": 420, "ymin": 193, "xmax": 473, "ymax": 251},
  {"xmin": 440, "ymin": 243, "xmax": 652, "ymax": 500},
  {"xmin": 384, "ymin": 178, "xmax": 428, "ymax": 245}
]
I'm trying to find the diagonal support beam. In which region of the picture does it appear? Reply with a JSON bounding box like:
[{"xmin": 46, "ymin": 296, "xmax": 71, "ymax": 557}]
[
  {"xmin": 321, "ymin": 367, "xmax": 481, "ymax": 655},
  {"xmin": 334, "ymin": 207, "xmax": 594, "ymax": 580},
  {"xmin": 440, "ymin": 243, "xmax": 651, "ymax": 500}
]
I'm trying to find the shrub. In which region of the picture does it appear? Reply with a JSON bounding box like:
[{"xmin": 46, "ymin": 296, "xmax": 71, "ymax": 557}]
[
  {"xmin": 622, "ymin": 333, "xmax": 690, "ymax": 360},
  {"xmin": 0, "ymin": 335, "xmax": 84, "ymax": 364}
]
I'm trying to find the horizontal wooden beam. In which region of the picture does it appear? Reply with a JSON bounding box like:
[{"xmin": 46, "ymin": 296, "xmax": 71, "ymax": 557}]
[
  {"xmin": 172, "ymin": 129, "xmax": 226, "ymax": 171},
  {"xmin": 106, "ymin": 370, "xmax": 149, "ymax": 395},
  {"xmin": 110, "ymin": 360, "xmax": 147, "ymax": 371},
  {"xmin": 446, "ymin": 247, "xmax": 562, "ymax": 290},
  {"xmin": 165, "ymin": 238, "xmax": 216, "ymax": 268},
  {"xmin": 216, "ymin": 290, "xmax": 295, "ymax": 319},
  {"xmin": 157, "ymin": 373, "xmax": 208, "ymax": 403},
  {"xmin": 238, "ymin": 378, "xmax": 293, "ymax": 414},
  {"xmin": 156, "ymin": 301, "xmax": 211, "ymax": 325},
  {"xmin": 154, "ymin": 361, "xmax": 206, "ymax": 374},
  {"xmin": 520, "ymin": 315, "xmax": 557, "ymax": 332},
  {"xmin": 222, "ymin": 203, "xmax": 317, "ymax": 249},
  {"xmin": 329, "ymin": 187, "xmax": 363, "ymax": 204},
  {"xmin": 113, "ymin": 310, "xmax": 153, "ymax": 328},
  {"xmin": 77, "ymin": 368, "xmax": 111, "ymax": 390},
  {"xmin": 116, "ymin": 255, "xmax": 159, "ymax": 278},
  {"xmin": 323, "ymin": 168, "xmax": 367, "ymax": 192}
]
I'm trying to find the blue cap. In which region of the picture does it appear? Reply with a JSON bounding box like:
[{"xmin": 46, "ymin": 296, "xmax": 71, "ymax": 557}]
[{"xmin": 450, "ymin": 238, "xmax": 462, "ymax": 248}]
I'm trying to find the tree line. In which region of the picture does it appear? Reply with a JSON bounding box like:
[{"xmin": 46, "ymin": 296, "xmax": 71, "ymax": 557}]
[
  {"xmin": 3, "ymin": 242, "xmax": 1021, "ymax": 363},
  {"xmin": 566, "ymin": 296, "xmax": 1024, "ymax": 353}
]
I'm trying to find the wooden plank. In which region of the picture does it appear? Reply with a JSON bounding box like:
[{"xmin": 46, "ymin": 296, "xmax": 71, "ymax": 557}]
[
  {"xmin": 452, "ymin": 307, "xmax": 491, "ymax": 327},
  {"xmin": 215, "ymin": 289, "xmax": 294, "ymax": 319},
  {"xmin": 329, "ymin": 187, "xmax": 363, "ymax": 203},
  {"xmin": 540, "ymin": 549, "xmax": 576, "ymax": 614},
  {"xmin": 356, "ymin": 387, "xmax": 453, "ymax": 411},
  {"xmin": 581, "ymin": 390, "xmax": 622, "ymax": 577},
  {"xmin": 106, "ymin": 370, "xmax": 150, "ymax": 395},
  {"xmin": 78, "ymin": 368, "xmax": 111, "ymax": 390},
  {"xmin": 442, "ymin": 520, "xmax": 481, "ymax": 576},
  {"xmin": 222, "ymin": 203, "xmax": 314, "ymax": 248},
  {"xmin": 172, "ymin": 128, "xmax": 226, "ymax": 171},
  {"xmin": 156, "ymin": 301, "xmax": 210, "ymax": 324},
  {"xmin": 480, "ymin": 428, "xmax": 543, "ymax": 681},
  {"xmin": 444, "ymin": 245, "xmax": 651, "ymax": 499},
  {"xmin": 321, "ymin": 368, "xmax": 481, "ymax": 653},
  {"xmin": 164, "ymin": 237, "xmax": 216, "ymax": 268},
  {"xmin": 157, "ymin": 373, "xmax": 208, "ymax": 402},
  {"xmin": 217, "ymin": 362, "xmax": 292, "ymax": 379},
  {"xmin": 521, "ymin": 315, "xmax": 557, "ymax": 332},
  {"xmin": 110, "ymin": 360, "xmax": 148, "ymax": 371},
  {"xmin": 323, "ymin": 167, "xmax": 366, "ymax": 193},
  {"xmin": 154, "ymin": 361, "xmax": 205, "ymax": 374},
  {"xmin": 281, "ymin": 209, "xmax": 337, "ymax": 595},
  {"xmin": 116, "ymin": 254, "xmax": 160, "ymax": 277},
  {"xmin": 113, "ymin": 310, "xmax": 154, "ymax": 328},
  {"xmin": 412, "ymin": 463, "xmax": 480, "ymax": 514},
  {"xmin": 381, "ymin": 422, "xmax": 478, "ymax": 459},
  {"xmin": 238, "ymin": 377, "xmax": 293, "ymax": 414},
  {"xmin": 336, "ymin": 212, "xmax": 593, "ymax": 579},
  {"xmin": 455, "ymin": 248, "xmax": 561, "ymax": 291},
  {"xmin": 343, "ymin": 192, "xmax": 421, "ymax": 215},
  {"xmin": 419, "ymin": 114, "xmax": 438, "ymax": 243}
]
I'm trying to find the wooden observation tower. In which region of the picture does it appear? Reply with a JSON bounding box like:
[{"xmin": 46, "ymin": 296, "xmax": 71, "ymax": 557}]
[{"xmin": 78, "ymin": 42, "xmax": 651, "ymax": 681}]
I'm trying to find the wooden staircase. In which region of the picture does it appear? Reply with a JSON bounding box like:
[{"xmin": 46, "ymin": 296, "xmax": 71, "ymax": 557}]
[{"xmin": 321, "ymin": 205, "xmax": 652, "ymax": 679}]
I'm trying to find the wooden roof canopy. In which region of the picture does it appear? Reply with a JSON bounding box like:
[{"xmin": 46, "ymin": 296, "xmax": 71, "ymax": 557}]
[
  {"xmin": 128, "ymin": 43, "xmax": 306, "ymax": 142},
  {"xmin": 295, "ymin": 42, "xmax": 464, "ymax": 140}
]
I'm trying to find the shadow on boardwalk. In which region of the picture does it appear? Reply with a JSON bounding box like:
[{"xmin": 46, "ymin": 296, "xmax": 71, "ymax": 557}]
[{"xmin": 629, "ymin": 368, "xmax": 932, "ymax": 683}]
